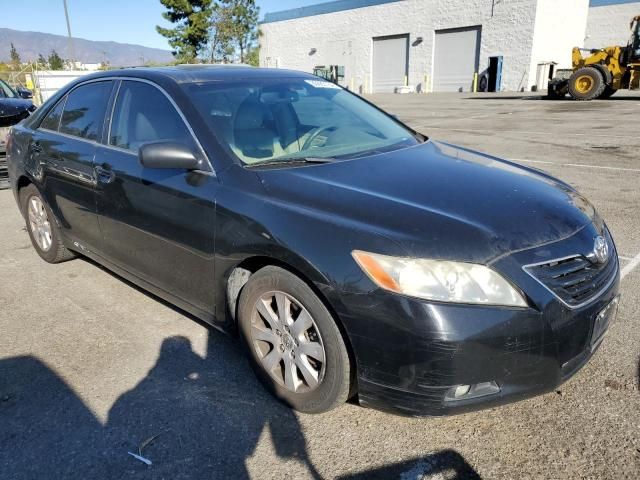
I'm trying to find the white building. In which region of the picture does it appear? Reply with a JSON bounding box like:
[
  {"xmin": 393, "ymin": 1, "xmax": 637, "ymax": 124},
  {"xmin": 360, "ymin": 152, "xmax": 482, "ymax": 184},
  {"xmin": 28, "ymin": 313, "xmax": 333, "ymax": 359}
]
[
  {"xmin": 586, "ymin": 0, "xmax": 640, "ymax": 49},
  {"xmin": 68, "ymin": 62, "xmax": 103, "ymax": 72},
  {"xmin": 260, "ymin": 0, "xmax": 640, "ymax": 93}
]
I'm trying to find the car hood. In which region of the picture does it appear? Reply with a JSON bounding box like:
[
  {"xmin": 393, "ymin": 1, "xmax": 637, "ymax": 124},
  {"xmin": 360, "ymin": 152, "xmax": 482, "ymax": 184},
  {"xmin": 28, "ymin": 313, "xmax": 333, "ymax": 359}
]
[
  {"xmin": 0, "ymin": 98, "xmax": 33, "ymax": 118},
  {"xmin": 256, "ymin": 141, "xmax": 597, "ymax": 263}
]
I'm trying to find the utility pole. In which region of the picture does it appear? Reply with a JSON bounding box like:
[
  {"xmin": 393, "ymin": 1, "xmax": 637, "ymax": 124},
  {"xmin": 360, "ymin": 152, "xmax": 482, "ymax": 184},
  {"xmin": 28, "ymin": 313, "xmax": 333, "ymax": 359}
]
[{"xmin": 62, "ymin": 0, "xmax": 76, "ymax": 68}]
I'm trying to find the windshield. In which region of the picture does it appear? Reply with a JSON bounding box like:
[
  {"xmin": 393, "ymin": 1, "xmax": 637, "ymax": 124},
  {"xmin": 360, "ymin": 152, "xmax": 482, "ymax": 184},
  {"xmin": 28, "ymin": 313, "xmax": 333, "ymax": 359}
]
[
  {"xmin": 184, "ymin": 77, "xmax": 421, "ymax": 165},
  {"xmin": 0, "ymin": 79, "xmax": 18, "ymax": 99}
]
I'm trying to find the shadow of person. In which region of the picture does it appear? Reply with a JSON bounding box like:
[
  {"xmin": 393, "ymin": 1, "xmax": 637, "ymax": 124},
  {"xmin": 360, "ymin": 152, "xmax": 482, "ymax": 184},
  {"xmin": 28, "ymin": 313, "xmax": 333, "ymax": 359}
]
[
  {"xmin": 0, "ymin": 355, "xmax": 107, "ymax": 479},
  {"xmin": 105, "ymin": 333, "xmax": 321, "ymax": 479},
  {"xmin": 1, "ymin": 332, "xmax": 321, "ymax": 479}
]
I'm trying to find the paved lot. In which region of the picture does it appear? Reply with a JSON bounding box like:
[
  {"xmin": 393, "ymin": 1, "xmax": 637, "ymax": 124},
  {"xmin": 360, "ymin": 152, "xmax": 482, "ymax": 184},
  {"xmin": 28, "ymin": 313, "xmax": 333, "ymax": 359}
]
[{"xmin": 1, "ymin": 92, "xmax": 639, "ymax": 479}]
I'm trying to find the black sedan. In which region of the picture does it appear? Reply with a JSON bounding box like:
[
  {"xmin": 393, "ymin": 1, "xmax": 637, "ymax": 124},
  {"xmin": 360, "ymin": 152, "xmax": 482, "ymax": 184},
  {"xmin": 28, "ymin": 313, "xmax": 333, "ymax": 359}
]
[
  {"xmin": 1, "ymin": 78, "xmax": 36, "ymax": 189},
  {"xmin": 6, "ymin": 66, "xmax": 620, "ymax": 416}
]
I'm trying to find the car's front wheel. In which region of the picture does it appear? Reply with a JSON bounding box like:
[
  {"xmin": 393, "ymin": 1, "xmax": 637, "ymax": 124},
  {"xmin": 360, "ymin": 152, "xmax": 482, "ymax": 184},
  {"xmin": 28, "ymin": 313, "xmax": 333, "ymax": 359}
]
[
  {"xmin": 20, "ymin": 184, "xmax": 75, "ymax": 263},
  {"xmin": 238, "ymin": 266, "xmax": 352, "ymax": 413}
]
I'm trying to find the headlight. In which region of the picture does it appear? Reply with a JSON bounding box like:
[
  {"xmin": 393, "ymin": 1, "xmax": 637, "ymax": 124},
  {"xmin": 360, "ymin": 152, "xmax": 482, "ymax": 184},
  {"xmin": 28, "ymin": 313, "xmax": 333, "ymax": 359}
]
[{"xmin": 352, "ymin": 250, "xmax": 527, "ymax": 307}]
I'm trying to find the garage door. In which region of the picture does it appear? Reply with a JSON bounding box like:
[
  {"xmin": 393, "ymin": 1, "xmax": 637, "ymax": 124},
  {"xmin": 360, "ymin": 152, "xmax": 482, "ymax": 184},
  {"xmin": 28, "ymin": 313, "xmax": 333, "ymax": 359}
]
[
  {"xmin": 372, "ymin": 34, "xmax": 409, "ymax": 93},
  {"xmin": 433, "ymin": 26, "xmax": 481, "ymax": 92}
]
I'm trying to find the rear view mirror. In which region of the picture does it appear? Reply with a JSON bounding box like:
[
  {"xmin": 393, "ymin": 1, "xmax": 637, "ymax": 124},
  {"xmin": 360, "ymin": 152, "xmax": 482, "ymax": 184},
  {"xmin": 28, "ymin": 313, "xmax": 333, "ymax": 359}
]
[{"xmin": 139, "ymin": 142, "xmax": 202, "ymax": 170}]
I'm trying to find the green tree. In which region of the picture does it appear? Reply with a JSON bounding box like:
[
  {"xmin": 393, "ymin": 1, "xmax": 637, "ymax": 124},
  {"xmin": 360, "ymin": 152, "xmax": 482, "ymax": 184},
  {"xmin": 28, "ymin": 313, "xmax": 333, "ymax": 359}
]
[
  {"xmin": 9, "ymin": 43, "xmax": 21, "ymax": 69},
  {"xmin": 36, "ymin": 53, "xmax": 48, "ymax": 69},
  {"xmin": 245, "ymin": 44, "xmax": 259, "ymax": 67},
  {"xmin": 222, "ymin": 0, "xmax": 259, "ymax": 63},
  {"xmin": 157, "ymin": 0, "xmax": 213, "ymax": 62},
  {"xmin": 48, "ymin": 50, "xmax": 64, "ymax": 70},
  {"xmin": 208, "ymin": 2, "xmax": 235, "ymax": 63}
]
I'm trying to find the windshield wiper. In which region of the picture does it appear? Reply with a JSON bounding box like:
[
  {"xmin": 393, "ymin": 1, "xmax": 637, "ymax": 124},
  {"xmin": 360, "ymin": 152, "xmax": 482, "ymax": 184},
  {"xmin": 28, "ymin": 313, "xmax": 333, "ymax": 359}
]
[{"xmin": 245, "ymin": 157, "xmax": 335, "ymax": 168}]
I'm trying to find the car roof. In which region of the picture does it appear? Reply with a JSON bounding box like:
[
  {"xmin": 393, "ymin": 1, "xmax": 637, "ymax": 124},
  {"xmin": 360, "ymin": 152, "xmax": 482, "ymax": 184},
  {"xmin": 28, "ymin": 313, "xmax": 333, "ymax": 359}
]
[{"xmin": 81, "ymin": 65, "xmax": 316, "ymax": 84}]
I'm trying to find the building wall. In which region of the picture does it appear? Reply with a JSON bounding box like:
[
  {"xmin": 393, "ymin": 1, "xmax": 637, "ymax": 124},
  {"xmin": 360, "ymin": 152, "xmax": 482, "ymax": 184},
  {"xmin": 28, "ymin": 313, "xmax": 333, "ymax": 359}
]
[
  {"xmin": 586, "ymin": 1, "xmax": 640, "ymax": 49},
  {"xmin": 529, "ymin": 0, "xmax": 589, "ymax": 86},
  {"xmin": 260, "ymin": 0, "xmax": 542, "ymax": 92}
]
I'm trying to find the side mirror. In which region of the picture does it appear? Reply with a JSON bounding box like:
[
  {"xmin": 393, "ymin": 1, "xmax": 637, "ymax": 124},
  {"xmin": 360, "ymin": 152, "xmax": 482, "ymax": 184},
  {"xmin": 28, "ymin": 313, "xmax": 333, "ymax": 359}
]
[
  {"xmin": 17, "ymin": 87, "xmax": 33, "ymax": 99},
  {"xmin": 139, "ymin": 142, "xmax": 202, "ymax": 170}
]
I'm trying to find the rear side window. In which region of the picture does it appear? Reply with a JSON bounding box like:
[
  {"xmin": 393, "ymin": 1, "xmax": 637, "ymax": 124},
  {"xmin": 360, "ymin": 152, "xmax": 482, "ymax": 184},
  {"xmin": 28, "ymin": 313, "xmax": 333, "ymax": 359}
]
[
  {"xmin": 109, "ymin": 81, "xmax": 193, "ymax": 152},
  {"xmin": 60, "ymin": 81, "xmax": 112, "ymax": 141},
  {"xmin": 40, "ymin": 98, "xmax": 66, "ymax": 131}
]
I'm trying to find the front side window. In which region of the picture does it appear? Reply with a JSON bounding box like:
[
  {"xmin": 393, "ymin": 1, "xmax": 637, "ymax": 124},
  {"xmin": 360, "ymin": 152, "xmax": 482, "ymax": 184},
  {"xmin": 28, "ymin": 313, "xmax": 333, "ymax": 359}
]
[
  {"xmin": 184, "ymin": 77, "xmax": 421, "ymax": 165},
  {"xmin": 40, "ymin": 98, "xmax": 66, "ymax": 131},
  {"xmin": 60, "ymin": 81, "xmax": 112, "ymax": 141},
  {"xmin": 109, "ymin": 81, "xmax": 194, "ymax": 152}
]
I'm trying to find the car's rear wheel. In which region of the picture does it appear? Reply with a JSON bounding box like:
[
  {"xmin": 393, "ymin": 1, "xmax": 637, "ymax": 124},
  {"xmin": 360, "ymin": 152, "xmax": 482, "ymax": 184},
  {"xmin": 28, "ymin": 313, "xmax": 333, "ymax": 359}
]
[
  {"xmin": 238, "ymin": 266, "xmax": 351, "ymax": 413},
  {"xmin": 20, "ymin": 184, "xmax": 75, "ymax": 263}
]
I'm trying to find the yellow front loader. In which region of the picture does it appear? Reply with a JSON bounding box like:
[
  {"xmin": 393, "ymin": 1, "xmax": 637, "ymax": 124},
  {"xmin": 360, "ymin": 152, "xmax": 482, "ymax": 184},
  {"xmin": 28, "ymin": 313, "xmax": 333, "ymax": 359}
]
[{"xmin": 548, "ymin": 16, "xmax": 640, "ymax": 100}]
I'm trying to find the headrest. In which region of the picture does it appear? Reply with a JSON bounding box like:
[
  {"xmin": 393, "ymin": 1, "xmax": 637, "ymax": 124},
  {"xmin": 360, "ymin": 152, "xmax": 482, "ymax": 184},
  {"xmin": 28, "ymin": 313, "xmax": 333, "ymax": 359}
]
[{"xmin": 234, "ymin": 99, "xmax": 264, "ymax": 130}]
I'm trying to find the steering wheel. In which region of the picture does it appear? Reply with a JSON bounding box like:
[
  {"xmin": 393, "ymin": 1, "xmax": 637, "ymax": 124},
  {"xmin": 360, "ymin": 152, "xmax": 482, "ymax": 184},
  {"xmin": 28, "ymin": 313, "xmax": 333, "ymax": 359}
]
[{"xmin": 301, "ymin": 125, "xmax": 336, "ymax": 151}]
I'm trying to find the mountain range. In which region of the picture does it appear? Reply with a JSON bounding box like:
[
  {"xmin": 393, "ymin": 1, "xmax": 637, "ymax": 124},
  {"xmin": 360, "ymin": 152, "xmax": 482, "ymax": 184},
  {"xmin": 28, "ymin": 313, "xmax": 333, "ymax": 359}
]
[{"xmin": 0, "ymin": 28, "xmax": 173, "ymax": 67}]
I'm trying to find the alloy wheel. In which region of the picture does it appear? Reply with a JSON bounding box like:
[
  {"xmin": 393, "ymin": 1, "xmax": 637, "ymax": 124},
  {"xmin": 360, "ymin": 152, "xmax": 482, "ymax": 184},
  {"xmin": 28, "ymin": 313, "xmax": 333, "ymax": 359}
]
[
  {"xmin": 250, "ymin": 291, "xmax": 326, "ymax": 393},
  {"xmin": 27, "ymin": 196, "xmax": 52, "ymax": 252}
]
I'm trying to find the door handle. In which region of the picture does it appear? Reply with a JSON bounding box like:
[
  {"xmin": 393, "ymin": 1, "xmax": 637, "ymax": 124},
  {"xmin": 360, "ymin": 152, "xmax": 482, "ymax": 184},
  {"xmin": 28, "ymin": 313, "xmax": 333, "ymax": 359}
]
[
  {"xmin": 95, "ymin": 165, "xmax": 115, "ymax": 184},
  {"xmin": 31, "ymin": 141, "xmax": 43, "ymax": 155}
]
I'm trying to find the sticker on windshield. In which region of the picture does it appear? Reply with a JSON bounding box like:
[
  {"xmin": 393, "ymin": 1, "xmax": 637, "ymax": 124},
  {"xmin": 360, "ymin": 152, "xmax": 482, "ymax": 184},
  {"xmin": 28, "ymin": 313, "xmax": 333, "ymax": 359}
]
[{"xmin": 305, "ymin": 79, "xmax": 341, "ymax": 89}]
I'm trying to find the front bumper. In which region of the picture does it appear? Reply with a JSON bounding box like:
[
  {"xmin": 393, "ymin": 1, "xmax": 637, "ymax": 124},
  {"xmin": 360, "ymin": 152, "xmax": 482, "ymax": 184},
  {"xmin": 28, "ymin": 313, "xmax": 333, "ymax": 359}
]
[{"xmin": 340, "ymin": 227, "xmax": 620, "ymax": 416}]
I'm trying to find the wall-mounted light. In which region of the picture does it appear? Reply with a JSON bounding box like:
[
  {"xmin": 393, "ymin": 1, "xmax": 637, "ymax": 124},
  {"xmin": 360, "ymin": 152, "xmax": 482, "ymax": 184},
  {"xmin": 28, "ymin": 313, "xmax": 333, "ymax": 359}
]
[
  {"xmin": 412, "ymin": 37, "xmax": 423, "ymax": 47},
  {"xmin": 309, "ymin": 48, "xmax": 317, "ymax": 55}
]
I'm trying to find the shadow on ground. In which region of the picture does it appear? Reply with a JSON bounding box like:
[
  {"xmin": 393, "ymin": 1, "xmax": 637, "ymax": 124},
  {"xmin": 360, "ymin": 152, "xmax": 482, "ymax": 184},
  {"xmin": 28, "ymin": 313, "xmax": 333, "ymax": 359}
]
[
  {"xmin": 0, "ymin": 259, "xmax": 480, "ymax": 479},
  {"xmin": 0, "ymin": 333, "xmax": 481, "ymax": 479},
  {"xmin": 0, "ymin": 331, "xmax": 324, "ymax": 479}
]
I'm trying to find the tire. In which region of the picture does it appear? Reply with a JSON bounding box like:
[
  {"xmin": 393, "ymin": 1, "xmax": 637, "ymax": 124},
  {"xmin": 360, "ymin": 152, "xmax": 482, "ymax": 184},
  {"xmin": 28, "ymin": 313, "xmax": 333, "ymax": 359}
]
[
  {"xmin": 568, "ymin": 67, "xmax": 605, "ymax": 101},
  {"xmin": 599, "ymin": 85, "xmax": 617, "ymax": 99},
  {"xmin": 238, "ymin": 266, "xmax": 352, "ymax": 414},
  {"xmin": 20, "ymin": 184, "xmax": 75, "ymax": 263}
]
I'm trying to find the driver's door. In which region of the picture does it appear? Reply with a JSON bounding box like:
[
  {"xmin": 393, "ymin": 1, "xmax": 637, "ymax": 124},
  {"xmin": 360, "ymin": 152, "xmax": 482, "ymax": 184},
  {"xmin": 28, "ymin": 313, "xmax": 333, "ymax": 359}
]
[{"xmin": 94, "ymin": 79, "xmax": 218, "ymax": 314}]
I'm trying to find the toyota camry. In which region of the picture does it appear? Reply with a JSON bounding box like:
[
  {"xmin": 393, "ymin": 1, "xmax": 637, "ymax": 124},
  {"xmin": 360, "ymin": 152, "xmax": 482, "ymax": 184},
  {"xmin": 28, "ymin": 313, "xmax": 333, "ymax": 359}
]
[{"xmin": 6, "ymin": 66, "xmax": 620, "ymax": 416}]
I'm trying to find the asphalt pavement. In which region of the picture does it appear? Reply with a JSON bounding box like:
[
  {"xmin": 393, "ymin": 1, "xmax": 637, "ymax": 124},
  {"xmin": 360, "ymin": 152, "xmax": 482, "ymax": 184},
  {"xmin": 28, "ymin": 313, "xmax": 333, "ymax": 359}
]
[{"xmin": 1, "ymin": 91, "xmax": 639, "ymax": 479}]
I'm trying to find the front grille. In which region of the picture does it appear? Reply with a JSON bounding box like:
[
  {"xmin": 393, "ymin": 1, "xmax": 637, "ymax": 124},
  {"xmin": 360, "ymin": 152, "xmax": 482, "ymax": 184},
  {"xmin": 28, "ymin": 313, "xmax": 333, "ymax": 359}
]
[{"xmin": 525, "ymin": 252, "xmax": 618, "ymax": 308}]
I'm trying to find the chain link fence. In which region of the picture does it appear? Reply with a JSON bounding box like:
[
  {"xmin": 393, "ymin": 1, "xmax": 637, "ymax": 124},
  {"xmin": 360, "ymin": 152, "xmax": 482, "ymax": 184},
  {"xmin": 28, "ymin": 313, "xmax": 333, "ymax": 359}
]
[{"xmin": 1, "ymin": 64, "xmax": 91, "ymax": 106}]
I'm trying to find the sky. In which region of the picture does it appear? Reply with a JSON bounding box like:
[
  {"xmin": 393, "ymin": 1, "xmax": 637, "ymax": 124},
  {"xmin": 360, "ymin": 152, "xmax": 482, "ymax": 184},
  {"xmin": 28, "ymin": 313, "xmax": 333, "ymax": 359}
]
[{"xmin": 1, "ymin": 0, "xmax": 332, "ymax": 50}]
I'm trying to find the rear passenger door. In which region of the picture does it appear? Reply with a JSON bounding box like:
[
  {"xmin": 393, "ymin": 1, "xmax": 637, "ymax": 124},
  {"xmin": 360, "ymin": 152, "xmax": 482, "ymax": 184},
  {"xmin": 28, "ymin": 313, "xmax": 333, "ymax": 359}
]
[
  {"xmin": 93, "ymin": 80, "xmax": 217, "ymax": 315},
  {"xmin": 33, "ymin": 80, "xmax": 114, "ymax": 251}
]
